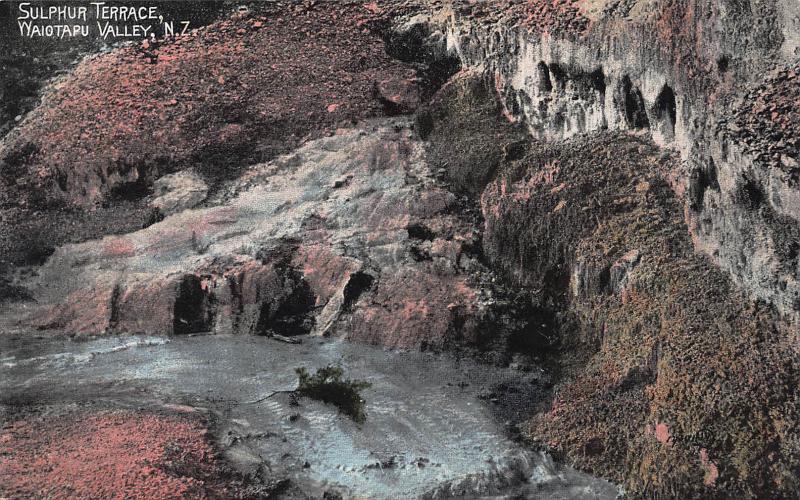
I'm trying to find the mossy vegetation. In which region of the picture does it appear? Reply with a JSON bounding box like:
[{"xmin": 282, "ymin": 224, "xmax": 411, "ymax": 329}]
[
  {"xmin": 295, "ymin": 366, "xmax": 372, "ymax": 423},
  {"xmin": 479, "ymin": 131, "xmax": 800, "ymax": 498}
]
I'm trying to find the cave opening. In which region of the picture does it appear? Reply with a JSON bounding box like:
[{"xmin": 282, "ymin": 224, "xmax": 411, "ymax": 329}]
[
  {"xmin": 735, "ymin": 176, "xmax": 765, "ymax": 210},
  {"xmin": 717, "ymin": 54, "xmax": 730, "ymax": 73},
  {"xmin": 537, "ymin": 61, "xmax": 553, "ymax": 92},
  {"xmin": 588, "ymin": 68, "xmax": 606, "ymax": 94},
  {"xmin": 173, "ymin": 275, "xmax": 209, "ymax": 335},
  {"xmin": 341, "ymin": 271, "xmax": 375, "ymax": 313},
  {"xmin": 653, "ymin": 84, "xmax": 677, "ymax": 139},
  {"xmin": 688, "ymin": 157, "xmax": 720, "ymax": 212},
  {"xmin": 620, "ymin": 76, "xmax": 649, "ymax": 129},
  {"xmin": 256, "ymin": 267, "xmax": 317, "ymax": 337},
  {"xmin": 548, "ymin": 62, "xmax": 567, "ymax": 87}
]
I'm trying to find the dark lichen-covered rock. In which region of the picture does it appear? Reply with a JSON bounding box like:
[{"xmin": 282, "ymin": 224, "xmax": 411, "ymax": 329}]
[
  {"xmin": 481, "ymin": 133, "xmax": 661, "ymax": 297},
  {"xmin": 726, "ymin": 65, "xmax": 800, "ymax": 175},
  {"xmin": 481, "ymin": 131, "xmax": 800, "ymax": 498},
  {"xmin": 418, "ymin": 71, "xmax": 529, "ymax": 195}
]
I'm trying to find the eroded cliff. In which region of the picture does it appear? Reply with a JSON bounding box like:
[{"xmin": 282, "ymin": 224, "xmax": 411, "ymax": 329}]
[{"xmin": 402, "ymin": 1, "xmax": 800, "ymax": 496}]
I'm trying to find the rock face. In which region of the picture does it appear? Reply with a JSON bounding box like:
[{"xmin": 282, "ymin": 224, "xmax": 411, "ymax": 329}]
[
  {"xmin": 394, "ymin": 2, "xmax": 800, "ymax": 495},
  {"xmin": 24, "ymin": 120, "xmax": 506, "ymax": 350},
  {"xmin": 403, "ymin": 0, "xmax": 800, "ymax": 324},
  {"xmin": 0, "ymin": 2, "xmax": 431, "ymax": 288},
  {"xmin": 150, "ymin": 170, "xmax": 208, "ymax": 215},
  {"xmin": 475, "ymin": 129, "xmax": 799, "ymax": 498}
]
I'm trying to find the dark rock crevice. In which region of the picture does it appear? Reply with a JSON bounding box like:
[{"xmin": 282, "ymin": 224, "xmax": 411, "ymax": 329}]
[
  {"xmin": 255, "ymin": 265, "xmax": 317, "ymax": 337},
  {"xmin": 173, "ymin": 275, "xmax": 212, "ymax": 335},
  {"xmin": 734, "ymin": 175, "xmax": 766, "ymax": 210},
  {"xmin": 652, "ymin": 84, "xmax": 677, "ymax": 141},
  {"xmin": 688, "ymin": 157, "xmax": 720, "ymax": 212},
  {"xmin": 382, "ymin": 18, "xmax": 462, "ymax": 99},
  {"xmin": 618, "ymin": 75, "xmax": 649, "ymax": 130},
  {"xmin": 341, "ymin": 272, "xmax": 376, "ymax": 314}
]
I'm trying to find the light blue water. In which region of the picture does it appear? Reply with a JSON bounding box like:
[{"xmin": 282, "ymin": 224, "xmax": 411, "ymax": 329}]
[{"xmin": 0, "ymin": 333, "xmax": 619, "ymax": 499}]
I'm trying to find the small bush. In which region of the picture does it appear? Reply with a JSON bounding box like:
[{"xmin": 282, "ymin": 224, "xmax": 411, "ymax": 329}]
[{"xmin": 295, "ymin": 366, "xmax": 371, "ymax": 423}]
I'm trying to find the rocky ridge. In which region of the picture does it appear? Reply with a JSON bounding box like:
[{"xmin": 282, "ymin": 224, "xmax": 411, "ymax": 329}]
[
  {"xmin": 24, "ymin": 119, "xmax": 524, "ymax": 351},
  {"xmin": 398, "ymin": 0, "xmax": 800, "ymax": 323}
]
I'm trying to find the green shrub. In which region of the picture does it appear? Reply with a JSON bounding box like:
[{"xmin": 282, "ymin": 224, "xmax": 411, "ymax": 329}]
[{"xmin": 295, "ymin": 366, "xmax": 371, "ymax": 423}]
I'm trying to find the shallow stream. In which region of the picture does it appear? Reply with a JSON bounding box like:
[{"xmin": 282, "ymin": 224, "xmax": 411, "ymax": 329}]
[{"xmin": 0, "ymin": 333, "xmax": 618, "ymax": 499}]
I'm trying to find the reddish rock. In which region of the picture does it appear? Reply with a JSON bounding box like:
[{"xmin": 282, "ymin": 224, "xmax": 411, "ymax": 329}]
[
  {"xmin": 0, "ymin": 409, "xmax": 243, "ymax": 499},
  {"xmin": 116, "ymin": 276, "xmax": 192, "ymax": 335},
  {"xmin": 209, "ymin": 259, "xmax": 290, "ymax": 336},
  {"xmin": 654, "ymin": 422, "xmax": 671, "ymax": 445},
  {"xmin": 0, "ymin": 2, "xmax": 416, "ymax": 209},
  {"xmin": 293, "ymin": 244, "xmax": 360, "ymax": 307},
  {"xmin": 699, "ymin": 448, "xmax": 719, "ymax": 487},
  {"xmin": 343, "ymin": 267, "xmax": 480, "ymax": 349},
  {"xmin": 32, "ymin": 282, "xmax": 117, "ymax": 334}
]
